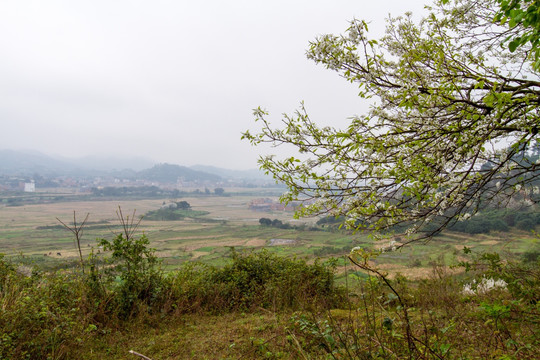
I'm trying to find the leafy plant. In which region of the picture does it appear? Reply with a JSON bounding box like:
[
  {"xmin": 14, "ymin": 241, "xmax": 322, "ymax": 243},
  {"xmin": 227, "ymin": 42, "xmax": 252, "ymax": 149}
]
[
  {"xmin": 98, "ymin": 208, "xmax": 163, "ymax": 317},
  {"xmin": 210, "ymin": 249, "xmax": 343, "ymax": 311}
]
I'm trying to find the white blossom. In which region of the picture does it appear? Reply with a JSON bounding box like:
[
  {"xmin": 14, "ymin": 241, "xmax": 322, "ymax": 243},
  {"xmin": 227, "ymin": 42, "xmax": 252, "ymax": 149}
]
[
  {"xmin": 462, "ymin": 277, "xmax": 508, "ymax": 296},
  {"xmin": 460, "ymin": 213, "xmax": 472, "ymax": 221},
  {"xmin": 462, "ymin": 284, "xmax": 475, "ymax": 296}
]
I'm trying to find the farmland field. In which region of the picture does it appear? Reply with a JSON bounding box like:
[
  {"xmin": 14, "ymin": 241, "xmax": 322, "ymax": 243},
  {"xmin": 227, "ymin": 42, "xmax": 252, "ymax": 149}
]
[
  {"xmin": 0, "ymin": 189, "xmax": 537, "ymax": 278},
  {"xmin": 1, "ymin": 189, "xmax": 539, "ymax": 360}
]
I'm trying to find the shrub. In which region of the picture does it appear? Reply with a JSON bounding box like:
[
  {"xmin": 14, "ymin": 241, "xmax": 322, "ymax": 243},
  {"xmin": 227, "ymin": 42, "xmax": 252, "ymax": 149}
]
[
  {"xmin": 522, "ymin": 249, "xmax": 540, "ymax": 264},
  {"xmin": 0, "ymin": 254, "xmax": 15, "ymax": 291},
  {"xmin": 212, "ymin": 250, "xmax": 342, "ymax": 310},
  {"xmin": 163, "ymin": 250, "xmax": 345, "ymax": 313},
  {"xmin": 516, "ymin": 217, "xmax": 536, "ymax": 231},
  {"xmin": 0, "ymin": 268, "xmax": 90, "ymax": 360},
  {"xmin": 289, "ymin": 250, "xmax": 540, "ymax": 360},
  {"xmin": 98, "ymin": 233, "xmax": 163, "ymax": 317},
  {"xmin": 0, "ymin": 235, "xmax": 346, "ymax": 359}
]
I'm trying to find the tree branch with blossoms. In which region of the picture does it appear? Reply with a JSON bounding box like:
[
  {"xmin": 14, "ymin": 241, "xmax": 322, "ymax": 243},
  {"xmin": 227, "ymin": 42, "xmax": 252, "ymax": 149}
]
[{"xmin": 243, "ymin": 0, "xmax": 540, "ymax": 243}]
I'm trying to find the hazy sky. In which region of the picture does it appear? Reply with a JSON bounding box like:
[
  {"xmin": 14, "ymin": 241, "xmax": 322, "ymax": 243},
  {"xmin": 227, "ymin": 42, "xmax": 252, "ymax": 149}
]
[{"xmin": 1, "ymin": 0, "xmax": 427, "ymax": 169}]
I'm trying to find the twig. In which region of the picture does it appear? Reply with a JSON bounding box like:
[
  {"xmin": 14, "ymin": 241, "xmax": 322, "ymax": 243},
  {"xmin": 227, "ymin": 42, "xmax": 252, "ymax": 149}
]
[
  {"xmin": 128, "ymin": 350, "xmax": 154, "ymax": 360},
  {"xmin": 57, "ymin": 211, "xmax": 89, "ymax": 273},
  {"xmin": 286, "ymin": 330, "xmax": 311, "ymax": 360},
  {"xmin": 349, "ymin": 255, "xmax": 418, "ymax": 358},
  {"xmin": 117, "ymin": 206, "xmax": 143, "ymax": 241}
]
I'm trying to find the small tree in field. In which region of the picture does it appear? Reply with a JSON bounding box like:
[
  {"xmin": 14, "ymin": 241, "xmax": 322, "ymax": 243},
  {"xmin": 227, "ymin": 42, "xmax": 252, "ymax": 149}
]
[
  {"xmin": 57, "ymin": 211, "xmax": 89, "ymax": 273},
  {"xmin": 243, "ymin": 0, "xmax": 540, "ymax": 242},
  {"xmin": 98, "ymin": 208, "xmax": 161, "ymax": 316}
]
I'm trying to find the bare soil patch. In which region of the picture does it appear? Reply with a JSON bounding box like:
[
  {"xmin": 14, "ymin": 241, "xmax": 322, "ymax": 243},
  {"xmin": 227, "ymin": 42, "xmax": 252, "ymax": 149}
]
[
  {"xmin": 245, "ymin": 238, "xmax": 266, "ymax": 247},
  {"xmin": 268, "ymin": 238, "xmax": 296, "ymax": 246},
  {"xmin": 377, "ymin": 263, "xmax": 463, "ymax": 280}
]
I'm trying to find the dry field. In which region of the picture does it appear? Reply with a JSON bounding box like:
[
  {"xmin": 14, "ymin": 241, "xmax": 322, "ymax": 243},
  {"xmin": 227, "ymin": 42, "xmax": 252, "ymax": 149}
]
[
  {"xmin": 0, "ymin": 194, "xmax": 314, "ymax": 264},
  {"xmin": 1, "ymin": 193, "xmax": 536, "ymax": 279}
]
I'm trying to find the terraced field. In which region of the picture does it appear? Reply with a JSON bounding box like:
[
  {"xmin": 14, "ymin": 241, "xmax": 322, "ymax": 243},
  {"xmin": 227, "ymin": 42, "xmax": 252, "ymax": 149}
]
[{"xmin": 0, "ymin": 190, "xmax": 537, "ymax": 278}]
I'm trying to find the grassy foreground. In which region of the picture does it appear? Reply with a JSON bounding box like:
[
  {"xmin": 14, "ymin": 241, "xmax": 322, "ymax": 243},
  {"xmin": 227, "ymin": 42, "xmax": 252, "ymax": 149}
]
[{"xmin": 0, "ymin": 234, "xmax": 538, "ymax": 359}]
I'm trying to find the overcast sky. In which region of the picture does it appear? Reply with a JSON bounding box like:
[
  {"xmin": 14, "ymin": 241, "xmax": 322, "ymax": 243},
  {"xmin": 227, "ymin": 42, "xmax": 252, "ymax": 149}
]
[{"xmin": 1, "ymin": 0, "xmax": 427, "ymax": 170}]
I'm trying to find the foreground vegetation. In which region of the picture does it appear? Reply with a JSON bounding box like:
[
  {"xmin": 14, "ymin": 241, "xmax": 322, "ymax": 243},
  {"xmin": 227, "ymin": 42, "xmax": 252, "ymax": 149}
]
[
  {"xmin": 1, "ymin": 196, "xmax": 538, "ymax": 358},
  {"xmin": 0, "ymin": 245, "xmax": 343, "ymax": 359},
  {"xmin": 1, "ymin": 226, "xmax": 538, "ymax": 359}
]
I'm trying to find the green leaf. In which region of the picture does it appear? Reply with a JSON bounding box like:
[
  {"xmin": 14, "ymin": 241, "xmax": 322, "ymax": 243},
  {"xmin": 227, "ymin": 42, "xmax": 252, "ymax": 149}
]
[{"xmin": 508, "ymin": 39, "xmax": 520, "ymax": 52}]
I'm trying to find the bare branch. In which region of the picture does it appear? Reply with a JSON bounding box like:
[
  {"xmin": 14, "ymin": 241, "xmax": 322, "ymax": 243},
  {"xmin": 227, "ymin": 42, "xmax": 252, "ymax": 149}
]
[{"xmin": 57, "ymin": 211, "xmax": 90, "ymax": 273}]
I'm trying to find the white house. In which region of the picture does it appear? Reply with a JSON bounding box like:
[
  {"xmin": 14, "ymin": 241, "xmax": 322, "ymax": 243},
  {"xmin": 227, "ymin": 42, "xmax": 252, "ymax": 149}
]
[{"xmin": 24, "ymin": 181, "xmax": 35, "ymax": 192}]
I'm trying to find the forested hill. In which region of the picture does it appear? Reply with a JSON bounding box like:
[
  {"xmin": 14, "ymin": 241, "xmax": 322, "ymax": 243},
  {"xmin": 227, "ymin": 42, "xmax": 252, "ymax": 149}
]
[{"xmin": 138, "ymin": 163, "xmax": 221, "ymax": 183}]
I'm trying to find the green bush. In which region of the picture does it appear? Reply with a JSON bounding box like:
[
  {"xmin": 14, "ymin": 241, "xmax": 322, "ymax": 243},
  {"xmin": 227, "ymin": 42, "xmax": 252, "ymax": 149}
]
[
  {"xmin": 212, "ymin": 250, "xmax": 342, "ymax": 310},
  {"xmin": 448, "ymin": 209, "xmax": 540, "ymax": 234},
  {"xmin": 516, "ymin": 217, "xmax": 536, "ymax": 231},
  {"xmin": 290, "ymin": 250, "xmax": 540, "ymax": 360},
  {"xmin": 161, "ymin": 250, "xmax": 345, "ymax": 314},
  {"xmin": 522, "ymin": 249, "xmax": 540, "ymax": 264},
  {"xmin": 0, "ymin": 269, "xmax": 89, "ymax": 359},
  {"xmin": 145, "ymin": 208, "xmax": 209, "ymax": 221},
  {"xmin": 0, "ymin": 254, "xmax": 15, "ymax": 291},
  {"xmin": 98, "ymin": 233, "xmax": 163, "ymax": 317}
]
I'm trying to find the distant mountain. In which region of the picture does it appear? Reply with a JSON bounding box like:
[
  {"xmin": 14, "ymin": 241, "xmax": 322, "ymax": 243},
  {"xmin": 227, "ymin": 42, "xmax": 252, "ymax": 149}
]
[
  {"xmin": 138, "ymin": 163, "xmax": 221, "ymax": 183},
  {"xmin": 0, "ymin": 149, "xmax": 78, "ymax": 176},
  {"xmin": 0, "ymin": 150, "xmax": 266, "ymax": 183},
  {"xmin": 62, "ymin": 155, "xmax": 155, "ymax": 172},
  {"xmin": 190, "ymin": 164, "xmax": 272, "ymax": 180},
  {"xmin": 0, "ymin": 149, "xmax": 157, "ymax": 176}
]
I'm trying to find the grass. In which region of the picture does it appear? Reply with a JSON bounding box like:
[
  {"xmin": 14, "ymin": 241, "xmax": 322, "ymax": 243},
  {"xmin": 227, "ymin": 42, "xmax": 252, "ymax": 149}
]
[
  {"xmin": 1, "ymin": 246, "xmax": 538, "ymax": 359},
  {"xmin": 73, "ymin": 312, "xmax": 295, "ymax": 360}
]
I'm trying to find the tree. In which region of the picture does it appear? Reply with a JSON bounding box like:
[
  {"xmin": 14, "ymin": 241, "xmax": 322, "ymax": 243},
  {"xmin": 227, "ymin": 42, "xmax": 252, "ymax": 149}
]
[
  {"xmin": 175, "ymin": 200, "xmax": 191, "ymax": 210},
  {"xmin": 214, "ymin": 187, "xmax": 225, "ymax": 196},
  {"xmin": 98, "ymin": 208, "xmax": 161, "ymax": 316},
  {"xmin": 57, "ymin": 211, "xmax": 89, "ymax": 273},
  {"xmin": 493, "ymin": 0, "xmax": 540, "ymax": 69},
  {"xmin": 243, "ymin": 0, "xmax": 540, "ymax": 243}
]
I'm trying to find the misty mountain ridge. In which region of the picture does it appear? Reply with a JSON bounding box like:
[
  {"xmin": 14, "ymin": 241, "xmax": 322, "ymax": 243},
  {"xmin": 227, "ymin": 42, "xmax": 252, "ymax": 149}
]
[
  {"xmin": 0, "ymin": 149, "xmax": 155, "ymax": 176},
  {"xmin": 60, "ymin": 154, "xmax": 155, "ymax": 172},
  {"xmin": 0, "ymin": 149, "xmax": 269, "ymax": 181},
  {"xmin": 0, "ymin": 149, "xmax": 80, "ymax": 176}
]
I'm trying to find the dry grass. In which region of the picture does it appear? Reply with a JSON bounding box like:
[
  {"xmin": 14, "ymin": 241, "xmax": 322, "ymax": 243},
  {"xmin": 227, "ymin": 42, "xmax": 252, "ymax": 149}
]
[
  {"xmin": 75, "ymin": 312, "xmax": 295, "ymax": 360},
  {"xmin": 376, "ymin": 263, "xmax": 464, "ymax": 280}
]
